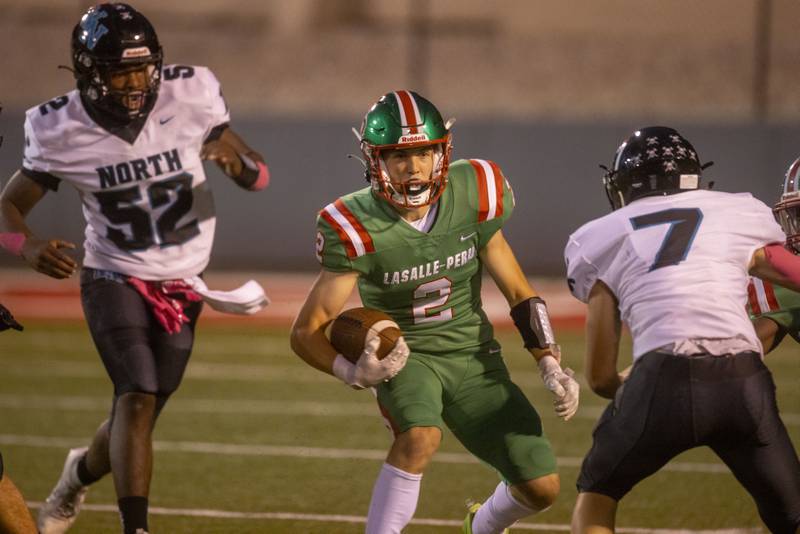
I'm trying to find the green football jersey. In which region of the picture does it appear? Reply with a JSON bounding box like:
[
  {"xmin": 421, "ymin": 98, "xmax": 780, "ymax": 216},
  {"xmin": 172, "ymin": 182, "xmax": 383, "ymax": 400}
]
[
  {"xmin": 747, "ymin": 278, "xmax": 800, "ymax": 343},
  {"xmin": 316, "ymin": 158, "xmax": 515, "ymax": 355}
]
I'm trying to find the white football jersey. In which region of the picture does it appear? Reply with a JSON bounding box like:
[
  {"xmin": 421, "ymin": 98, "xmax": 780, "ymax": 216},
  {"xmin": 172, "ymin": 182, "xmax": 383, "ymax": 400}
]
[
  {"xmin": 22, "ymin": 64, "xmax": 229, "ymax": 280},
  {"xmin": 565, "ymin": 189, "xmax": 785, "ymax": 358}
]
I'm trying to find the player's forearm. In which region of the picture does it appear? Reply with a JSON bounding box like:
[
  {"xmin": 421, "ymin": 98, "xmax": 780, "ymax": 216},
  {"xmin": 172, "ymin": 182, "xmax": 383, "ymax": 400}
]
[
  {"xmin": 750, "ymin": 245, "xmax": 800, "ymax": 293},
  {"xmin": 289, "ymin": 324, "xmax": 338, "ymax": 375}
]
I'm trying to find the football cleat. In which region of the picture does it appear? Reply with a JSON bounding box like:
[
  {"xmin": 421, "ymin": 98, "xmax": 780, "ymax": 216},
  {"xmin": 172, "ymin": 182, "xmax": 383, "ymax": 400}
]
[
  {"xmin": 38, "ymin": 447, "xmax": 89, "ymax": 534},
  {"xmin": 462, "ymin": 500, "xmax": 508, "ymax": 534}
]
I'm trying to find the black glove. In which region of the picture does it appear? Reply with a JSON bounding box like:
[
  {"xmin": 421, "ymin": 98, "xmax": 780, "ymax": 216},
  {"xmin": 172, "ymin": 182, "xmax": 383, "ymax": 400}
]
[{"xmin": 0, "ymin": 304, "xmax": 23, "ymax": 332}]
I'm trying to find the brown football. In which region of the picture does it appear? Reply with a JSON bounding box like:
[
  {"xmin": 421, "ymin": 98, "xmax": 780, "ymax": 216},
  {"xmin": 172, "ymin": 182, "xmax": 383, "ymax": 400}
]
[{"xmin": 330, "ymin": 307, "xmax": 403, "ymax": 364}]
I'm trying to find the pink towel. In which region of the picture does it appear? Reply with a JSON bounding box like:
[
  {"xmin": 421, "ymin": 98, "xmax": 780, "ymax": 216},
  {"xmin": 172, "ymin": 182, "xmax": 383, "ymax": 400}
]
[{"xmin": 127, "ymin": 277, "xmax": 202, "ymax": 334}]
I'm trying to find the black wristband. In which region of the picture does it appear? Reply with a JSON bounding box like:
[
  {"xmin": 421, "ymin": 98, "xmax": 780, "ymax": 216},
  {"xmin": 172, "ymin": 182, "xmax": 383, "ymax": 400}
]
[{"xmin": 510, "ymin": 297, "xmax": 555, "ymax": 349}]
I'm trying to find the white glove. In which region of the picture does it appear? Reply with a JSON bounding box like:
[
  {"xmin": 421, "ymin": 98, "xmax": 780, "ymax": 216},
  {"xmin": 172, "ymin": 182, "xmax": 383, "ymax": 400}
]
[
  {"xmin": 332, "ymin": 336, "xmax": 410, "ymax": 389},
  {"xmin": 538, "ymin": 355, "xmax": 580, "ymax": 421}
]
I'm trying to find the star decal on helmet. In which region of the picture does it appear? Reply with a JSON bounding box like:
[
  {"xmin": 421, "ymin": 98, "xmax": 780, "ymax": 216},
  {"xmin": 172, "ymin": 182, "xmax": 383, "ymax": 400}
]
[
  {"xmin": 646, "ymin": 136, "xmax": 659, "ymax": 146},
  {"xmin": 646, "ymin": 148, "xmax": 659, "ymax": 159},
  {"xmin": 663, "ymin": 160, "xmax": 677, "ymax": 171},
  {"xmin": 662, "ymin": 147, "xmax": 674, "ymax": 157},
  {"xmin": 676, "ymin": 146, "xmax": 687, "ymax": 158},
  {"xmin": 670, "ymin": 134, "xmax": 682, "ymax": 143}
]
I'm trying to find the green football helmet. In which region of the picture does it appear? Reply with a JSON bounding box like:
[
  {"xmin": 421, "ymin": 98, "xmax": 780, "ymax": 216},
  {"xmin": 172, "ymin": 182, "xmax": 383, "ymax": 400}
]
[{"xmin": 359, "ymin": 90, "xmax": 452, "ymax": 208}]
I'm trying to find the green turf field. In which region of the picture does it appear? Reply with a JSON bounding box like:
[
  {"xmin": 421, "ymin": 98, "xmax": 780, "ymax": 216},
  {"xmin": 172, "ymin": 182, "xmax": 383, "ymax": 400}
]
[{"xmin": 0, "ymin": 322, "xmax": 796, "ymax": 533}]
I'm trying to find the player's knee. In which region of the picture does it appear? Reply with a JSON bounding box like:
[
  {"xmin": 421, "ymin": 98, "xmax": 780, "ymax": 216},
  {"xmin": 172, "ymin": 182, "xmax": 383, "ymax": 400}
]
[
  {"xmin": 115, "ymin": 391, "xmax": 157, "ymax": 422},
  {"xmin": 391, "ymin": 426, "xmax": 441, "ymax": 468},
  {"xmin": 512, "ymin": 473, "xmax": 560, "ymax": 511}
]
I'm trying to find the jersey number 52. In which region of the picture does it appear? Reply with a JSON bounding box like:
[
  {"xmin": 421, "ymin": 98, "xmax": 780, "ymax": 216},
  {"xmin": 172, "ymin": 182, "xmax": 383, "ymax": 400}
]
[{"xmin": 93, "ymin": 174, "xmax": 199, "ymax": 251}]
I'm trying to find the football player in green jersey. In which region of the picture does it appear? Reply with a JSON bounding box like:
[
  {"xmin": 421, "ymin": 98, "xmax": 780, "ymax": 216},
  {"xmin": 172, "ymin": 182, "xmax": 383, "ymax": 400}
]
[
  {"xmin": 291, "ymin": 91, "xmax": 579, "ymax": 534},
  {"xmin": 749, "ymin": 157, "xmax": 800, "ymax": 352}
]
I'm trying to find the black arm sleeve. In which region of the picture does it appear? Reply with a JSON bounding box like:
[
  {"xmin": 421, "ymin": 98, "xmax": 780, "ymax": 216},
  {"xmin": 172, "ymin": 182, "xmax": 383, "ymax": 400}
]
[
  {"xmin": 20, "ymin": 167, "xmax": 60, "ymax": 192},
  {"xmin": 203, "ymin": 122, "xmax": 230, "ymax": 144}
]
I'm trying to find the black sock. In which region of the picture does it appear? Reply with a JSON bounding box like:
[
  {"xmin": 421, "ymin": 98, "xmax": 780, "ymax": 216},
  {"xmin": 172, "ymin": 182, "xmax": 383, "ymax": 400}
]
[
  {"xmin": 76, "ymin": 455, "xmax": 102, "ymax": 486},
  {"xmin": 118, "ymin": 496, "xmax": 148, "ymax": 534}
]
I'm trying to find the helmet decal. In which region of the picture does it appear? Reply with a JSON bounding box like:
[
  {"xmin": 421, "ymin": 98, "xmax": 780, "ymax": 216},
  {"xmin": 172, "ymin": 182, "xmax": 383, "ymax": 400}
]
[
  {"xmin": 603, "ymin": 126, "xmax": 705, "ymax": 211},
  {"xmin": 79, "ymin": 10, "xmax": 109, "ymax": 51}
]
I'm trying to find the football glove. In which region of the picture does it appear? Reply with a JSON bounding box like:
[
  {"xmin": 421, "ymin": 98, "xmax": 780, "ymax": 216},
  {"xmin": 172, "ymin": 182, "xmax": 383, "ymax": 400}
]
[
  {"xmin": 538, "ymin": 355, "xmax": 580, "ymax": 420},
  {"xmin": 332, "ymin": 336, "xmax": 410, "ymax": 389}
]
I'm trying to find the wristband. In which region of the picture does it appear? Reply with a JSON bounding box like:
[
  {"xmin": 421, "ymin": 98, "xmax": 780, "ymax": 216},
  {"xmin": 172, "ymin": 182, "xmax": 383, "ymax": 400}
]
[
  {"xmin": 510, "ymin": 296, "xmax": 556, "ymax": 350},
  {"xmin": 332, "ymin": 353, "xmax": 355, "ymax": 384},
  {"xmin": 239, "ymin": 153, "xmax": 270, "ymax": 191},
  {"xmin": 0, "ymin": 233, "xmax": 26, "ymax": 256}
]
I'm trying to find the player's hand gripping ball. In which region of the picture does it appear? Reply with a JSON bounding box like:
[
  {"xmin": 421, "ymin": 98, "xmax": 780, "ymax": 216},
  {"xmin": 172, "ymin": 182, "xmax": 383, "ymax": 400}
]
[{"xmin": 330, "ymin": 307, "xmax": 403, "ymax": 363}]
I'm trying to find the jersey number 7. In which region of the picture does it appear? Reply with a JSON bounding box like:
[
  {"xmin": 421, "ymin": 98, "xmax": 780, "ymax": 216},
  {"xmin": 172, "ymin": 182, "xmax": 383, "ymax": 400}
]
[{"xmin": 630, "ymin": 208, "xmax": 704, "ymax": 271}]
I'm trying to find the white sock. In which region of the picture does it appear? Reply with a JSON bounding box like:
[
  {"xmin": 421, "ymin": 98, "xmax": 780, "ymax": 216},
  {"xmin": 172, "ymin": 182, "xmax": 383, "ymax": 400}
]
[
  {"xmin": 472, "ymin": 482, "xmax": 538, "ymax": 534},
  {"xmin": 365, "ymin": 463, "xmax": 422, "ymax": 534}
]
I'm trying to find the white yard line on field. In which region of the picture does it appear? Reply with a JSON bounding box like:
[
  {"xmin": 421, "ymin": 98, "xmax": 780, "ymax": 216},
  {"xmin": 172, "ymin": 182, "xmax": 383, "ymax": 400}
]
[
  {"xmin": 0, "ymin": 433, "xmax": 731, "ymax": 473},
  {"xmin": 1, "ymin": 393, "xmax": 797, "ymax": 426},
  {"xmin": 23, "ymin": 501, "xmax": 763, "ymax": 533}
]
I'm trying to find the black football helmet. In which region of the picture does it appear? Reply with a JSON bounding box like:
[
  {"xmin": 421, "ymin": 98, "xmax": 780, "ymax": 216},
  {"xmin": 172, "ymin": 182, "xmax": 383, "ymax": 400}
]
[
  {"xmin": 775, "ymin": 158, "xmax": 800, "ymax": 253},
  {"xmin": 71, "ymin": 3, "xmax": 163, "ymax": 121},
  {"xmin": 602, "ymin": 126, "xmax": 705, "ymax": 210}
]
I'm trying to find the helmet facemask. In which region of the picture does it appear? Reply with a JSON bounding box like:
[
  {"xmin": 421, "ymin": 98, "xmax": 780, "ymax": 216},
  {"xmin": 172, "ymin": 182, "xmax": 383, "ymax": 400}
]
[
  {"xmin": 775, "ymin": 158, "xmax": 800, "ymax": 253},
  {"xmin": 87, "ymin": 57, "xmax": 162, "ymax": 120},
  {"xmin": 363, "ymin": 135, "xmax": 452, "ymax": 209}
]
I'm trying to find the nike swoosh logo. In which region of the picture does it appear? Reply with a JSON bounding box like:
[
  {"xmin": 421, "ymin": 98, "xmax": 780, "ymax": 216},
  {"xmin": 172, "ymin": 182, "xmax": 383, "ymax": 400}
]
[
  {"xmin": 159, "ymin": 116, "xmax": 174, "ymax": 125},
  {"xmin": 489, "ymin": 348, "xmax": 501, "ymax": 354},
  {"xmin": 460, "ymin": 232, "xmax": 476, "ymax": 241}
]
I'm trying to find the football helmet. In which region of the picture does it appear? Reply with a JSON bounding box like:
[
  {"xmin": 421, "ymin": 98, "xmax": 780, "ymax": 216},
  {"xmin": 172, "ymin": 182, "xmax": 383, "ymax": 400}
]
[
  {"xmin": 602, "ymin": 126, "xmax": 704, "ymax": 210},
  {"xmin": 775, "ymin": 158, "xmax": 800, "ymax": 253},
  {"xmin": 359, "ymin": 91, "xmax": 452, "ymax": 209},
  {"xmin": 71, "ymin": 3, "xmax": 163, "ymax": 121}
]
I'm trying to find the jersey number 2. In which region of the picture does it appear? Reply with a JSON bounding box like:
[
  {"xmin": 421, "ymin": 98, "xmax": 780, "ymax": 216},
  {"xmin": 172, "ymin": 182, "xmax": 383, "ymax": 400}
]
[
  {"xmin": 630, "ymin": 208, "xmax": 703, "ymax": 271},
  {"xmin": 94, "ymin": 174, "xmax": 199, "ymax": 251},
  {"xmin": 413, "ymin": 278, "xmax": 453, "ymax": 324}
]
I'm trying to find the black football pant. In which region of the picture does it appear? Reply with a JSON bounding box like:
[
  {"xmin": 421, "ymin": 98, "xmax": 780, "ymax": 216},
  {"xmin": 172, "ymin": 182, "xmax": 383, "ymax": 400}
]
[
  {"xmin": 80, "ymin": 268, "xmax": 202, "ymax": 422},
  {"xmin": 578, "ymin": 350, "xmax": 800, "ymax": 534}
]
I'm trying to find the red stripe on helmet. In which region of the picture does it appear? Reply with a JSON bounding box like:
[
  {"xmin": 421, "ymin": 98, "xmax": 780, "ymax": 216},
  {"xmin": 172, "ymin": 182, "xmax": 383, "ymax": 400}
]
[
  {"xmin": 334, "ymin": 199, "xmax": 375, "ymax": 254},
  {"xmin": 395, "ymin": 90, "xmax": 420, "ymax": 134},
  {"xmin": 471, "ymin": 160, "xmax": 490, "ymax": 222},
  {"xmin": 319, "ymin": 209, "xmax": 358, "ymax": 259}
]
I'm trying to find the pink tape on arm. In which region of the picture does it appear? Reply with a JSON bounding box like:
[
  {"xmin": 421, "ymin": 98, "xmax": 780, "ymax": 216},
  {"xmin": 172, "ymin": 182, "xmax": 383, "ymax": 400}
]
[
  {"xmin": 764, "ymin": 243, "xmax": 800, "ymax": 287},
  {"xmin": 0, "ymin": 233, "xmax": 26, "ymax": 256},
  {"xmin": 249, "ymin": 161, "xmax": 270, "ymax": 191}
]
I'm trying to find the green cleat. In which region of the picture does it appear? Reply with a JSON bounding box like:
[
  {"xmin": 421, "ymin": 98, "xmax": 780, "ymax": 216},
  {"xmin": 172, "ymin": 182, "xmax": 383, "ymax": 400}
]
[{"xmin": 462, "ymin": 501, "xmax": 509, "ymax": 534}]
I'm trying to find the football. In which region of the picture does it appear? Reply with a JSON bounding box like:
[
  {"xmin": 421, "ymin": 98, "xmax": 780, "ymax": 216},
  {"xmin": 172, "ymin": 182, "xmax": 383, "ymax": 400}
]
[{"xmin": 329, "ymin": 307, "xmax": 403, "ymax": 364}]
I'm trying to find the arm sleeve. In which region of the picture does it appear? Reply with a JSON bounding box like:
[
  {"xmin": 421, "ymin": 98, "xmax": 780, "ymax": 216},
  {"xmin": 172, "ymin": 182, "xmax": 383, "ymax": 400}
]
[
  {"xmin": 21, "ymin": 115, "xmax": 61, "ymax": 191},
  {"xmin": 565, "ymin": 233, "xmax": 599, "ymax": 303},
  {"xmin": 316, "ymin": 214, "xmax": 354, "ymax": 272}
]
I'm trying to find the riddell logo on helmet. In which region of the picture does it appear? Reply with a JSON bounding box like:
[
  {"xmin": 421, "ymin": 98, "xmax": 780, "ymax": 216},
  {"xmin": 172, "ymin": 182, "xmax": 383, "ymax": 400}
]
[
  {"xmin": 399, "ymin": 133, "xmax": 429, "ymax": 144},
  {"xmin": 122, "ymin": 47, "xmax": 152, "ymax": 58}
]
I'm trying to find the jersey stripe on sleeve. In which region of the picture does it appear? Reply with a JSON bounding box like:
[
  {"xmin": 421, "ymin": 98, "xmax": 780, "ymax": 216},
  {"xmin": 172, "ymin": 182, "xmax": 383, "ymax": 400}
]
[
  {"xmin": 470, "ymin": 159, "xmax": 504, "ymax": 222},
  {"xmin": 320, "ymin": 200, "xmax": 375, "ymax": 259},
  {"xmin": 749, "ymin": 278, "xmax": 779, "ymax": 315}
]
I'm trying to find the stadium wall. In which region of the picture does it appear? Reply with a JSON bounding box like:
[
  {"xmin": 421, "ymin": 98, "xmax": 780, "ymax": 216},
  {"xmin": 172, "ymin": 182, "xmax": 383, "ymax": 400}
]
[{"xmin": 0, "ymin": 114, "xmax": 796, "ymax": 274}]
